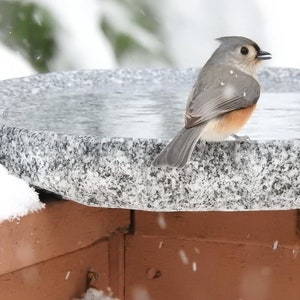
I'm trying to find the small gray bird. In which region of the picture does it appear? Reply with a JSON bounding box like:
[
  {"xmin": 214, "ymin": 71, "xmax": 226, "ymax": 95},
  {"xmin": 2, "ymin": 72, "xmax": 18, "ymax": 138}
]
[{"xmin": 153, "ymin": 36, "xmax": 271, "ymax": 168}]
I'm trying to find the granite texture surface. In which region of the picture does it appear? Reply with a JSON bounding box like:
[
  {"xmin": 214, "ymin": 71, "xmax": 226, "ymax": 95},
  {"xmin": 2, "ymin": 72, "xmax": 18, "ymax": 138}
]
[{"xmin": 0, "ymin": 68, "xmax": 299, "ymax": 211}]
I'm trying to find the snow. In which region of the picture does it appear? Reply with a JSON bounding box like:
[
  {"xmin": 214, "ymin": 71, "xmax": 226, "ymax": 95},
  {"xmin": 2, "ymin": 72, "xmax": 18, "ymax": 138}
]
[
  {"xmin": 130, "ymin": 286, "xmax": 151, "ymax": 300},
  {"xmin": 272, "ymin": 240, "xmax": 279, "ymax": 250},
  {"xmin": 178, "ymin": 249, "xmax": 189, "ymax": 265},
  {"xmin": 194, "ymin": 247, "xmax": 200, "ymax": 254},
  {"xmin": 74, "ymin": 288, "xmax": 119, "ymax": 300},
  {"xmin": 0, "ymin": 164, "xmax": 44, "ymax": 223},
  {"xmin": 223, "ymin": 85, "xmax": 235, "ymax": 98},
  {"xmin": 292, "ymin": 249, "xmax": 299, "ymax": 259},
  {"xmin": 192, "ymin": 261, "xmax": 197, "ymax": 272},
  {"xmin": 65, "ymin": 271, "xmax": 71, "ymax": 280},
  {"xmin": 157, "ymin": 213, "xmax": 167, "ymax": 229}
]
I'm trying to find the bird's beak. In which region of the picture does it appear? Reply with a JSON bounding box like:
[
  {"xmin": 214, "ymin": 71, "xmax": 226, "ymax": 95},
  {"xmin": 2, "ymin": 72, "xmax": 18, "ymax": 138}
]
[{"xmin": 256, "ymin": 50, "xmax": 272, "ymax": 60}]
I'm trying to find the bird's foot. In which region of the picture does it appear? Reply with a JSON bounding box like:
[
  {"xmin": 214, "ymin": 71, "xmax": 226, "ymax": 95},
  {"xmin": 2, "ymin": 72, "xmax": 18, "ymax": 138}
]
[{"xmin": 231, "ymin": 134, "xmax": 250, "ymax": 141}]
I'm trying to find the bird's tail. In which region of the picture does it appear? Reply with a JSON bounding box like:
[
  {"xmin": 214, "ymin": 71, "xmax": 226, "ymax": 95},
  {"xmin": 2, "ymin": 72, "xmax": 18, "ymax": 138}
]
[{"xmin": 152, "ymin": 126, "xmax": 203, "ymax": 168}]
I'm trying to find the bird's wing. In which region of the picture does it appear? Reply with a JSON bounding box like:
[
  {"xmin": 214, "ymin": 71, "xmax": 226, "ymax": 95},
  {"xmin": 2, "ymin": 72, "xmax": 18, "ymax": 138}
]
[{"xmin": 185, "ymin": 67, "xmax": 260, "ymax": 128}]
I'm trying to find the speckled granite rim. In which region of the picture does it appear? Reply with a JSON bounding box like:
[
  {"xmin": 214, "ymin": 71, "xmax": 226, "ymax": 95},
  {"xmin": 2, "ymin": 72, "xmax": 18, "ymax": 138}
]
[{"xmin": 0, "ymin": 68, "xmax": 299, "ymax": 211}]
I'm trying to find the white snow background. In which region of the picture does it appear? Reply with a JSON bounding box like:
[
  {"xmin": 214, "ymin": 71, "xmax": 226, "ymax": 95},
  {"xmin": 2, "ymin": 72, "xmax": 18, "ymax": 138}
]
[{"xmin": 0, "ymin": 0, "xmax": 299, "ymax": 80}]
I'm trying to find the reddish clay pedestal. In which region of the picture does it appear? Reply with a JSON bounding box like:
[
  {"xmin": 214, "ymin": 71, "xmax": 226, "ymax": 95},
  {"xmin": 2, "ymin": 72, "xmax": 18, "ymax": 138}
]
[
  {"xmin": 1, "ymin": 198, "xmax": 300, "ymax": 300},
  {"xmin": 126, "ymin": 211, "xmax": 300, "ymax": 300}
]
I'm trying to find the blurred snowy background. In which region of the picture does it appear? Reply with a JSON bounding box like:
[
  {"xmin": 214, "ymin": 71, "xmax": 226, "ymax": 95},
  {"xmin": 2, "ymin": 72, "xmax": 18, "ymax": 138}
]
[{"xmin": 0, "ymin": 0, "xmax": 299, "ymax": 80}]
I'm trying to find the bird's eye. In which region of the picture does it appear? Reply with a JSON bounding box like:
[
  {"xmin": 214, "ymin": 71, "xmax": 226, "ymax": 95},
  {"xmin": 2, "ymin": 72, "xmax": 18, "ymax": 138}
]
[{"xmin": 240, "ymin": 47, "xmax": 249, "ymax": 55}]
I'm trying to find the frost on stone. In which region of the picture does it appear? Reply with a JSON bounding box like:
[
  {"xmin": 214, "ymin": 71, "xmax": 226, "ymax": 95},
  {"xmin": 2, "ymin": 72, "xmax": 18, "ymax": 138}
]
[{"xmin": 0, "ymin": 164, "xmax": 44, "ymax": 223}]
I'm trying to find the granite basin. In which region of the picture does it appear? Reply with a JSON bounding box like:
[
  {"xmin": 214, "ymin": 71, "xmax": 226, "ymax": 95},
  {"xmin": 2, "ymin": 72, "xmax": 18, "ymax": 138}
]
[{"xmin": 0, "ymin": 68, "xmax": 299, "ymax": 211}]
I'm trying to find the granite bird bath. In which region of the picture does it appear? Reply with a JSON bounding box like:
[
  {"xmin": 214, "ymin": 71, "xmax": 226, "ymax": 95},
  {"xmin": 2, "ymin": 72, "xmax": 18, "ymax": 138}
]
[{"xmin": 0, "ymin": 68, "xmax": 299, "ymax": 211}]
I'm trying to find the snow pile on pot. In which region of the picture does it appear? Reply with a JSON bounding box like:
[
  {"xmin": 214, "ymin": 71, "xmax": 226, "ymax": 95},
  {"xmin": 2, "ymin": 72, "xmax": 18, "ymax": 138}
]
[{"xmin": 0, "ymin": 164, "xmax": 44, "ymax": 223}]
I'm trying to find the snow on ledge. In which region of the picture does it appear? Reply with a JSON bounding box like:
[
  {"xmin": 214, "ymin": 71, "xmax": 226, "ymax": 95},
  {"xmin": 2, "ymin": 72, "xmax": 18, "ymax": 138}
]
[{"xmin": 0, "ymin": 164, "xmax": 44, "ymax": 223}]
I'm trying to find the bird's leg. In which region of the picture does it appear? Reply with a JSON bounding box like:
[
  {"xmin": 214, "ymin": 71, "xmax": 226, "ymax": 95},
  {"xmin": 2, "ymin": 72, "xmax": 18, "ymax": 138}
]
[{"xmin": 231, "ymin": 134, "xmax": 250, "ymax": 141}]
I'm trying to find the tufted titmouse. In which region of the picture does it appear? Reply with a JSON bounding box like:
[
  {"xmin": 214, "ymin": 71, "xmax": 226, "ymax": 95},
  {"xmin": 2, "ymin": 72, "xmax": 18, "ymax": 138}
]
[{"xmin": 153, "ymin": 36, "xmax": 271, "ymax": 168}]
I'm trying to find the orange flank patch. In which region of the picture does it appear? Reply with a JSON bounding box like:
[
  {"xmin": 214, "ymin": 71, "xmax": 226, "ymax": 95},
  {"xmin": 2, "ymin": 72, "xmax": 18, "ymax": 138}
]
[{"xmin": 217, "ymin": 104, "xmax": 256, "ymax": 133}]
